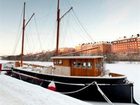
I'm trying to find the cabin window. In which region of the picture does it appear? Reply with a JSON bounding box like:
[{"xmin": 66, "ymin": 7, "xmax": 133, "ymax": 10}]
[
  {"xmin": 82, "ymin": 62, "xmax": 86, "ymax": 68},
  {"xmin": 59, "ymin": 60, "xmax": 62, "ymax": 64},
  {"xmin": 87, "ymin": 62, "xmax": 92, "ymax": 69},
  {"xmin": 73, "ymin": 62, "xmax": 81, "ymax": 68},
  {"xmin": 95, "ymin": 64, "xmax": 100, "ymax": 69},
  {"xmin": 54, "ymin": 60, "xmax": 62, "ymax": 65},
  {"xmin": 95, "ymin": 62, "xmax": 103, "ymax": 69},
  {"xmin": 73, "ymin": 62, "xmax": 76, "ymax": 67},
  {"xmin": 54, "ymin": 61, "xmax": 57, "ymax": 65},
  {"xmin": 77, "ymin": 62, "xmax": 81, "ymax": 68},
  {"xmin": 73, "ymin": 62, "xmax": 78, "ymax": 68},
  {"xmin": 72, "ymin": 61, "xmax": 92, "ymax": 69}
]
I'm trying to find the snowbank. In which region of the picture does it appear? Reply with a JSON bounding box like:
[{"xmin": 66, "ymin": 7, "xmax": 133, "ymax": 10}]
[{"xmin": 0, "ymin": 75, "xmax": 91, "ymax": 105}]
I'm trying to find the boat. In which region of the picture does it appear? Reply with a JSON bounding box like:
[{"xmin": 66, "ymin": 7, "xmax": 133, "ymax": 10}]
[
  {"xmin": 8, "ymin": 1, "xmax": 138, "ymax": 104},
  {"xmin": 12, "ymin": 56, "xmax": 136, "ymax": 103}
]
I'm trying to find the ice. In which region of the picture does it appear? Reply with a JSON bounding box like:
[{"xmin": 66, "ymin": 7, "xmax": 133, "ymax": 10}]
[{"xmin": 106, "ymin": 62, "xmax": 140, "ymax": 104}]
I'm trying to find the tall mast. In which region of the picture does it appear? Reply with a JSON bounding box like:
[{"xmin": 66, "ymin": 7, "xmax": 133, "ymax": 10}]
[
  {"xmin": 20, "ymin": 2, "xmax": 35, "ymax": 66},
  {"xmin": 56, "ymin": 0, "xmax": 60, "ymax": 55},
  {"xmin": 21, "ymin": 2, "xmax": 26, "ymax": 67},
  {"xmin": 55, "ymin": 0, "xmax": 73, "ymax": 55}
]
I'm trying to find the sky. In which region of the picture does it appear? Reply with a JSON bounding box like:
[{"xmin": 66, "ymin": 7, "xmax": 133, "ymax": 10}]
[{"xmin": 0, "ymin": 0, "xmax": 140, "ymax": 56}]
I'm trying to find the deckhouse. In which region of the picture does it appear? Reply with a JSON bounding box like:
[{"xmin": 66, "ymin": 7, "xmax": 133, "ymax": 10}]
[{"xmin": 51, "ymin": 56, "xmax": 104, "ymax": 76}]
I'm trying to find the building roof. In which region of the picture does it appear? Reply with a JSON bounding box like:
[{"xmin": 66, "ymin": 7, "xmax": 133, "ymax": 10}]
[{"xmin": 51, "ymin": 56, "xmax": 103, "ymax": 59}]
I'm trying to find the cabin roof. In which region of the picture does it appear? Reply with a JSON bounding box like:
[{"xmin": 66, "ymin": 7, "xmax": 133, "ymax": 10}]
[{"xmin": 51, "ymin": 56, "xmax": 103, "ymax": 59}]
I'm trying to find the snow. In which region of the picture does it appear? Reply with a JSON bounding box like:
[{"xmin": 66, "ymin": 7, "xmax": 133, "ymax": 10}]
[
  {"xmin": 23, "ymin": 61, "xmax": 53, "ymax": 67},
  {"xmin": 0, "ymin": 75, "xmax": 91, "ymax": 105}
]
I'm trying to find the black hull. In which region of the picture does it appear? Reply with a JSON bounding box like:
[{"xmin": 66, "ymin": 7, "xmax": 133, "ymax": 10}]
[{"xmin": 9, "ymin": 68, "xmax": 137, "ymax": 104}]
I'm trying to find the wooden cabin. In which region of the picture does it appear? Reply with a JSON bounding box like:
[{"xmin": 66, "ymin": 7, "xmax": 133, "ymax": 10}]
[{"xmin": 51, "ymin": 56, "xmax": 104, "ymax": 76}]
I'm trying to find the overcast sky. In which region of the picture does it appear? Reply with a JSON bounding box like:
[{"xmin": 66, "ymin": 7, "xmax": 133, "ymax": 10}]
[{"xmin": 0, "ymin": 0, "xmax": 140, "ymax": 56}]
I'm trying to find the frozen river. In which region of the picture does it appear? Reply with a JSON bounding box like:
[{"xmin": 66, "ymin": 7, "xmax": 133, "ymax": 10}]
[{"xmin": 106, "ymin": 62, "xmax": 140, "ymax": 104}]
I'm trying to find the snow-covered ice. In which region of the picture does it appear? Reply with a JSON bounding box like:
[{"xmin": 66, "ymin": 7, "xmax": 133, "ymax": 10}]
[
  {"xmin": 0, "ymin": 75, "xmax": 91, "ymax": 105},
  {"xmin": 106, "ymin": 62, "xmax": 140, "ymax": 104}
]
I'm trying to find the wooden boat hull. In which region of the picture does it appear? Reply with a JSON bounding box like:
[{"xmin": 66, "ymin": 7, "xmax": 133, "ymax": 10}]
[{"xmin": 9, "ymin": 68, "xmax": 137, "ymax": 104}]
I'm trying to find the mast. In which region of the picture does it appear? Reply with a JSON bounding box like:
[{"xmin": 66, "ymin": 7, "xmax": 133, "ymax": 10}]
[
  {"xmin": 56, "ymin": 0, "xmax": 60, "ymax": 55},
  {"xmin": 21, "ymin": 2, "xmax": 26, "ymax": 67},
  {"xmin": 20, "ymin": 2, "xmax": 35, "ymax": 67},
  {"xmin": 55, "ymin": 0, "xmax": 72, "ymax": 56}
]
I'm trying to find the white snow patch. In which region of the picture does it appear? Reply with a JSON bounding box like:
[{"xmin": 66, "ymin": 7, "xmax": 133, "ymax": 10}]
[{"xmin": 0, "ymin": 75, "xmax": 92, "ymax": 105}]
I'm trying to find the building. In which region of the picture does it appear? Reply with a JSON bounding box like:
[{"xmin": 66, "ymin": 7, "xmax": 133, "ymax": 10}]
[
  {"xmin": 75, "ymin": 42, "xmax": 111, "ymax": 55},
  {"xmin": 111, "ymin": 34, "xmax": 140, "ymax": 54},
  {"xmin": 59, "ymin": 47, "xmax": 75, "ymax": 55}
]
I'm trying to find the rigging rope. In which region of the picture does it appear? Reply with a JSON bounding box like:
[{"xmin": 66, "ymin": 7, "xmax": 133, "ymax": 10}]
[
  {"xmin": 60, "ymin": 11, "xmax": 70, "ymax": 47},
  {"xmin": 34, "ymin": 15, "xmax": 42, "ymax": 51},
  {"xmin": 71, "ymin": 9, "xmax": 95, "ymax": 42},
  {"xmin": 57, "ymin": 0, "xmax": 95, "ymax": 48},
  {"xmin": 12, "ymin": 9, "xmax": 23, "ymax": 56},
  {"xmin": 60, "ymin": 81, "xmax": 114, "ymax": 105},
  {"xmin": 61, "ymin": 81, "xmax": 95, "ymax": 94}
]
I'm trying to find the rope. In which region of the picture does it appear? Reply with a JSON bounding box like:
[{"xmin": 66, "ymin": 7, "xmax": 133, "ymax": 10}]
[
  {"xmin": 47, "ymin": 80, "xmax": 85, "ymax": 86},
  {"xmin": 94, "ymin": 81, "xmax": 114, "ymax": 105},
  {"xmin": 61, "ymin": 81, "xmax": 95, "ymax": 94},
  {"xmin": 60, "ymin": 80, "xmax": 114, "ymax": 105},
  {"xmin": 12, "ymin": 9, "xmax": 23, "ymax": 56},
  {"xmin": 34, "ymin": 16, "xmax": 42, "ymax": 51}
]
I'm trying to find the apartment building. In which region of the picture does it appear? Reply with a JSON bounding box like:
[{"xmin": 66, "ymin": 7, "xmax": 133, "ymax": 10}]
[
  {"xmin": 75, "ymin": 42, "xmax": 111, "ymax": 55},
  {"xmin": 111, "ymin": 34, "xmax": 140, "ymax": 54}
]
